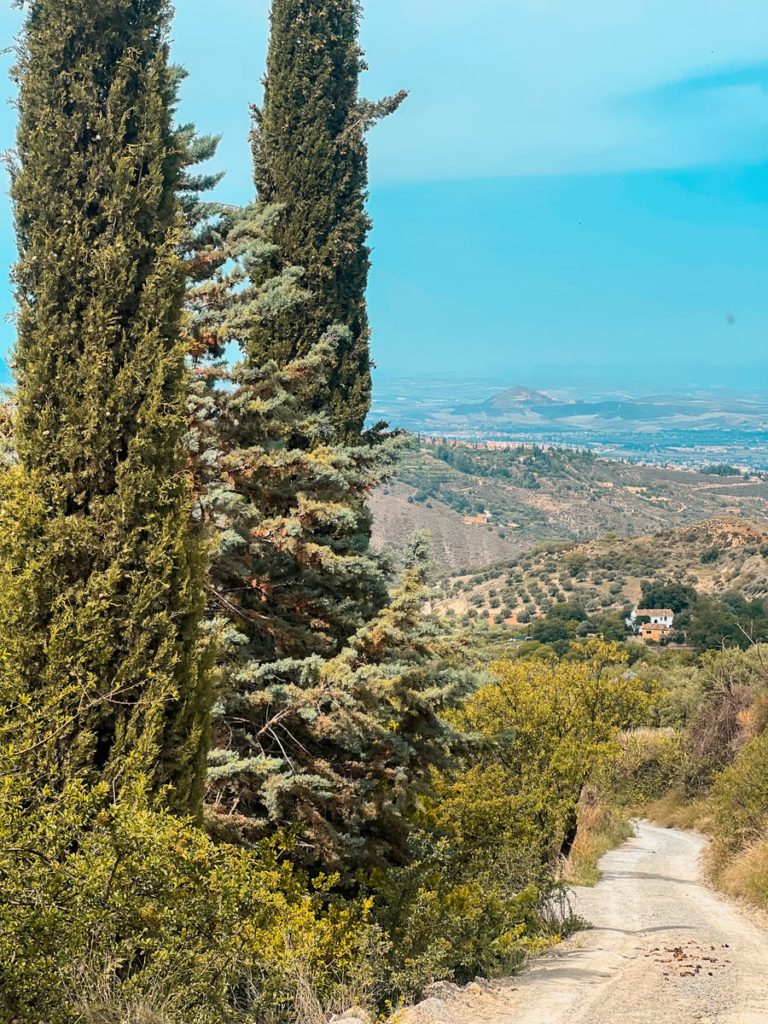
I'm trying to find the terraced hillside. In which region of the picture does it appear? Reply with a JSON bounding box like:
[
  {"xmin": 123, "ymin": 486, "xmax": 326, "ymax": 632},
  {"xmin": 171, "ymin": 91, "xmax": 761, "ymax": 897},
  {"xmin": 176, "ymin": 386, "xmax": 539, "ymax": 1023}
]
[
  {"xmin": 370, "ymin": 440, "xmax": 768, "ymax": 573},
  {"xmin": 433, "ymin": 517, "xmax": 768, "ymax": 626}
]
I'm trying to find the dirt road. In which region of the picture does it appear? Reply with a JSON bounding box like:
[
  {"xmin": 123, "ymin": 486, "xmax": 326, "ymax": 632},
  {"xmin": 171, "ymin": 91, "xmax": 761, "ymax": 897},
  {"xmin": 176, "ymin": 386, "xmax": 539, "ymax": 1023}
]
[{"xmin": 401, "ymin": 822, "xmax": 768, "ymax": 1024}]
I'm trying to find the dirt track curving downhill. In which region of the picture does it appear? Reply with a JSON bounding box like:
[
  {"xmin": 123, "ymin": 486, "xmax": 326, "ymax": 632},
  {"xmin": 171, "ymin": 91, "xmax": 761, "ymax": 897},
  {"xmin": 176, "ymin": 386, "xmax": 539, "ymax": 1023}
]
[{"xmin": 400, "ymin": 822, "xmax": 768, "ymax": 1024}]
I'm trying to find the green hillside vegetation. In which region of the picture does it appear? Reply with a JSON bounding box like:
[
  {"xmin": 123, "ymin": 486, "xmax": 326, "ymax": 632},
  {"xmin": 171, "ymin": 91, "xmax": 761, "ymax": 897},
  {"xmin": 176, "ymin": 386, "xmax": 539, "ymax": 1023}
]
[
  {"xmin": 371, "ymin": 440, "xmax": 768, "ymax": 573},
  {"xmin": 436, "ymin": 517, "xmax": 768, "ymax": 633}
]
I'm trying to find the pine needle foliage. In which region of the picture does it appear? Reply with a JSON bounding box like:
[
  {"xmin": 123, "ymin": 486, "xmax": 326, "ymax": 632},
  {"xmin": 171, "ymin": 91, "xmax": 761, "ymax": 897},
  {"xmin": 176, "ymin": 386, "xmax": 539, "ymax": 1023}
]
[
  {"xmin": 0, "ymin": 0, "xmax": 211, "ymax": 815},
  {"xmin": 251, "ymin": 0, "xmax": 406, "ymax": 438},
  {"xmin": 208, "ymin": 530, "xmax": 464, "ymax": 874},
  {"xmin": 197, "ymin": 209, "xmax": 461, "ymax": 873}
]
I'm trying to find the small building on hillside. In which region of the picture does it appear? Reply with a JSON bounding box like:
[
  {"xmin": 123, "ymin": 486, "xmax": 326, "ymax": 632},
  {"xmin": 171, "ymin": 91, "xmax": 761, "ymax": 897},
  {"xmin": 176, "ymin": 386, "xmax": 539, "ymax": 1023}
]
[
  {"xmin": 464, "ymin": 510, "xmax": 492, "ymax": 526},
  {"xmin": 630, "ymin": 608, "xmax": 675, "ymax": 629},
  {"xmin": 640, "ymin": 622, "xmax": 671, "ymax": 644}
]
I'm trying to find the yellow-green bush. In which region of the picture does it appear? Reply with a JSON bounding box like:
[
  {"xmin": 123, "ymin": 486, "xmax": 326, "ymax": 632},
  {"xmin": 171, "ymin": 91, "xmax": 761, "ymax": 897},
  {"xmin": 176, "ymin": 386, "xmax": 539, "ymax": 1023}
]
[
  {"xmin": 456, "ymin": 642, "xmax": 651, "ymax": 855},
  {"xmin": 717, "ymin": 837, "xmax": 768, "ymax": 909},
  {"xmin": 625, "ymin": 653, "xmax": 702, "ymax": 728},
  {"xmin": 706, "ymin": 732, "xmax": 768, "ymax": 906},
  {"xmin": 370, "ymin": 833, "xmax": 566, "ymax": 1002},
  {"xmin": 0, "ymin": 784, "xmax": 383, "ymax": 1024},
  {"xmin": 603, "ymin": 729, "xmax": 689, "ymax": 807},
  {"xmin": 368, "ymin": 642, "xmax": 649, "ymax": 1000},
  {"xmin": 710, "ymin": 731, "xmax": 768, "ymax": 859},
  {"xmin": 428, "ymin": 763, "xmax": 556, "ymax": 859}
]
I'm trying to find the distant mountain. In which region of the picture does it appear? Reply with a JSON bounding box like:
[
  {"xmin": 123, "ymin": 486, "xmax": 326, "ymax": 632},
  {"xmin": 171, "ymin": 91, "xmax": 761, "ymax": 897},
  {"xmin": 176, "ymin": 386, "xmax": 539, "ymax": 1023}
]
[
  {"xmin": 370, "ymin": 379, "xmax": 768, "ymax": 469},
  {"xmin": 465, "ymin": 391, "xmax": 755, "ymax": 424},
  {"xmin": 480, "ymin": 387, "xmax": 558, "ymax": 410}
]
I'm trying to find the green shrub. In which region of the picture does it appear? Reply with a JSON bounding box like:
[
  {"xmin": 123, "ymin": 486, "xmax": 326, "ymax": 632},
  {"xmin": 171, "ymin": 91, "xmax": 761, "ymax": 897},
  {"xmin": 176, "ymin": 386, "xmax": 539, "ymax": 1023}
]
[
  {"xmin": 369, "ymin": 644, "xmax": 649, "ymax": 1000},
  {"xmin": 603, "ymin": 730, "xmax": 688, "ymax": 806},
  {"xmin": 0, "ymin": 787, "xmax": 382, "ymax": 1024},
  {"xmin": 372, "ymin": 833, "xmax": 560, "ymax": 1000},
  {"xmin": 718, "ymin": 838, "xmax": 768, "ymax": 909},
  {"xmin": 711, "ymin": 732, "xmax": 768, "ymax": 858}
]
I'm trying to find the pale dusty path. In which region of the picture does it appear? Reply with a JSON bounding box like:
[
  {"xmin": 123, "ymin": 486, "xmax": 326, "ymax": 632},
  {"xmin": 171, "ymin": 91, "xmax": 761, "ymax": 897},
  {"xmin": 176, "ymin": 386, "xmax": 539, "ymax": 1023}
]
[{"xmin": 402, "ymin": 822, "xmax": 768, "ymax": 1024}]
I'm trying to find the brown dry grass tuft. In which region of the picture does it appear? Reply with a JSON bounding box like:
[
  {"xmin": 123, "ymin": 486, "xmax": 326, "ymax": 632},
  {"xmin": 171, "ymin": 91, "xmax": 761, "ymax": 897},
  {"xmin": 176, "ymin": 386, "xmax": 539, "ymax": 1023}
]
[
  {"xmin": 643, "ymin": 790, "xmax": 712, "ymax": 833},
  {"xmin": 563, "ymin": 794, "xmax": 634, "ymax": 887},
  {"xmin": 74, "ymin": 1000, "xmax": 170, "ymax": 1024},
  {"xmin": 68, "ymin": 970, "xmax": 168, "ymax": 1023},
  {"xmin": 713, "ymin": 836, "xmax": 768, "ymax": 910}
]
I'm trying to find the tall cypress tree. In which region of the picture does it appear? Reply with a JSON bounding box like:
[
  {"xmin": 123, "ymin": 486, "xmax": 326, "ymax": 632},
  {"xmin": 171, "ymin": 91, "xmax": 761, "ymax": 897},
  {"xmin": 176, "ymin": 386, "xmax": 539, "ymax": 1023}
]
[
  {"xmin": 0, "ymin": 0, "xmax": 210, "ymax": 815},
  {"xmin": 252, "ymin": 0, "xmax": 406, "ymax": 438}
]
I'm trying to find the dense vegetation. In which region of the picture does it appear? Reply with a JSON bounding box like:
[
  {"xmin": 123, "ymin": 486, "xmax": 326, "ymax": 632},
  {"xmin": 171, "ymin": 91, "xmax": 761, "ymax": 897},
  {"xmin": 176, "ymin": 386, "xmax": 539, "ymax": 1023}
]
[
  {"xmin": 0, "ymin": 2, "xmax": 764, "ymax": 1022},
  {"xmin": 596, "ymin": 644, "xmax": 768, "ymax": 912}
]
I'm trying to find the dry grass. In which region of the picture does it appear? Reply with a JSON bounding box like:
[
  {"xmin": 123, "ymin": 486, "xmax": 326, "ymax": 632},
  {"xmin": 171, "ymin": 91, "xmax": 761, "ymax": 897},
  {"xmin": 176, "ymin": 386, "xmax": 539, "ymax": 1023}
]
[
  {"xmin": 76, "ymin": 1010, "xmax": 168, "ymax": 1024},
  {"xmin": 291, "ymin": 962, "xmax": 374, "ymax": 1024},
  {"xmin": 643, "ymin": 790, "xmax": 712, "ymax": 833},
  {"xmin": 65, "ymin": 950, "xmax": 374, "ymax": 1024},
  {"xmin": 563, "ymin": 795, "xmax": 634, "ymax": 887},
  {"xmin": 712, "ymin": 837, "xmax": 768, "ymax": 910},
  {"xmin": 71, "ymin": 992, "xmax": 171, "ymax": 1024}
]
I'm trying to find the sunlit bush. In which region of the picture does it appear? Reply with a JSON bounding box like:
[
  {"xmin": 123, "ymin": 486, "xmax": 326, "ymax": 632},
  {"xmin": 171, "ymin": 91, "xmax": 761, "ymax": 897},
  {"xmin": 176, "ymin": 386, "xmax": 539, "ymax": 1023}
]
[
  {"xmin": 0, "ymin": 785, "xmax": 383, "ymax": 1024},
  {"xmin": 370, "ymin": 832, "xmax": 570, "ymax": 1002},
  {"xmin": 603, "ymin": 729, "xmax": 688, "ymax": 806},
  {"xmin": 710, "ymin": 731, "xmax": 768, "ymax": 860}
]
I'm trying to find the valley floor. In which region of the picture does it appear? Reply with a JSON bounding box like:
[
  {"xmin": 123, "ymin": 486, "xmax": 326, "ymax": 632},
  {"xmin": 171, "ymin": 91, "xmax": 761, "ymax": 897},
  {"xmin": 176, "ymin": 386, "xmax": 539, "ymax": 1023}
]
[{"xmin": 401, "ymin": 822, "xmax": 768, "ymax": 1024}]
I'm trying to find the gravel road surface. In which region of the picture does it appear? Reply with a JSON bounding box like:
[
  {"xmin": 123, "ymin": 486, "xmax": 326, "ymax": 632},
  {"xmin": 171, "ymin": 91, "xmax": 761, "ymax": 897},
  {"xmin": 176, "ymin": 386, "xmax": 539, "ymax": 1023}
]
[{"xmin": 400, "ymin": 822, "xmax": 768, "ymax": 1024}]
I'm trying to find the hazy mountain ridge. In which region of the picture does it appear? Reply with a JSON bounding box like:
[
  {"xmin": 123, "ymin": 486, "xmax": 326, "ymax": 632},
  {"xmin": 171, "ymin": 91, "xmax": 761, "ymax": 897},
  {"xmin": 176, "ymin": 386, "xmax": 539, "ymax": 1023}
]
[{"xmin": 371, "ymin": 380, "xmax": 768, "ymax": 469}]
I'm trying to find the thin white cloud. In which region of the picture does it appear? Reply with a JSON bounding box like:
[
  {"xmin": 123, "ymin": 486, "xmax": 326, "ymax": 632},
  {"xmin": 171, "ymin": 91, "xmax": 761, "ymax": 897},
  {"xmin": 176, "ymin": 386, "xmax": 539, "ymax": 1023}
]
[{"xmin": 2, "ymin": 1, "xmax": 767, "ymax": 190}]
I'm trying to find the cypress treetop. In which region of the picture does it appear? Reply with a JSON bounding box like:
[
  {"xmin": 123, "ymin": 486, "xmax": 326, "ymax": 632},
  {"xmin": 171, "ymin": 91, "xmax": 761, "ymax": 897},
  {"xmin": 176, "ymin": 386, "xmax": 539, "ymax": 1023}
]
[{"xmin": 252, "ymin": 0, "xmax": 406, "ymax": 438}]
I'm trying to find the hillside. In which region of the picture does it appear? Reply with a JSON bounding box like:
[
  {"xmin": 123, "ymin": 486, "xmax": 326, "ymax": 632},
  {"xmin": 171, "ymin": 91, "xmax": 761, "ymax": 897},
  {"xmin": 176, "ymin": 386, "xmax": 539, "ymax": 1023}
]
[
  {"xmin": 434, "ymin": 517, "xmax": 768, "ymax": 625},
  {"xmin": 370, "ymin": 440, "xmax": 768, "ymax": 573}
]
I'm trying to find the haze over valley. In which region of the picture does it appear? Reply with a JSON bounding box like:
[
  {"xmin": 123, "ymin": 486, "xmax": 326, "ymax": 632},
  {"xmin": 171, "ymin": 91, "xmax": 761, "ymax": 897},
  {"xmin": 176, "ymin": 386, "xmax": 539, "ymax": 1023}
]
[{"xmin": 372, "ymin": 377, "xmax": 768, "ymax": 470}]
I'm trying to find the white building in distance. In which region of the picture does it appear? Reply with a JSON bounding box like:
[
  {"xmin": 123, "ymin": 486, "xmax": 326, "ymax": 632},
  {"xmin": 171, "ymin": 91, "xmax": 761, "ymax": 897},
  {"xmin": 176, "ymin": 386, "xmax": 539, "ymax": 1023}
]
[{"xmin": 629, "ymin": 608, "xmax": 675, "ymax": 629}]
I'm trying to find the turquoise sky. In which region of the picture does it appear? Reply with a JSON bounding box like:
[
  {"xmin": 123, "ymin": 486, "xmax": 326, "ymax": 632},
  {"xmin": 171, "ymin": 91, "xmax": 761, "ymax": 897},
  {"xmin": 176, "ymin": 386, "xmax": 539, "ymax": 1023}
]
[{"xmin": 1, "ymin": 1, "xmax": 767, "ymax": 387}]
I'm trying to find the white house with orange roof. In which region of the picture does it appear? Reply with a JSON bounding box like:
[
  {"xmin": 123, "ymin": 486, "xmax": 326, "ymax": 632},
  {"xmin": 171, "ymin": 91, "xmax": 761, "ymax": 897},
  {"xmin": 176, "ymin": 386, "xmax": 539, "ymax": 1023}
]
[{"xmin": 629, "ymin": 608, "xmax": 675, "ymax": 629}]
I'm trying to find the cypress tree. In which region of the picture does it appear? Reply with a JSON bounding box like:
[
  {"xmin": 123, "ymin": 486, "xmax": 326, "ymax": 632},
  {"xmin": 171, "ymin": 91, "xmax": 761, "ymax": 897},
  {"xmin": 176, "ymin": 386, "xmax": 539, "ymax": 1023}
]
[
  {"xmin": 0, "ymin": 401, "xmax": 12, "ymax": 470},
  {"xmin": 252, "ymin": 0, "xmax": 406, "ymax": 438},
  {"xmin": 0, "ymin": 0, "xmax": 211, "ymax": 814}
]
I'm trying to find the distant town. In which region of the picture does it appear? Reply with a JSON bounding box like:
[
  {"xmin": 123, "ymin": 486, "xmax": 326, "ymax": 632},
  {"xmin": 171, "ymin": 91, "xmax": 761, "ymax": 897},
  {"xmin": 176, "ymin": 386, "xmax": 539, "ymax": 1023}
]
[{"xmin": 371, "ymin": 378, "xmax": 768, "ymax": 471}]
